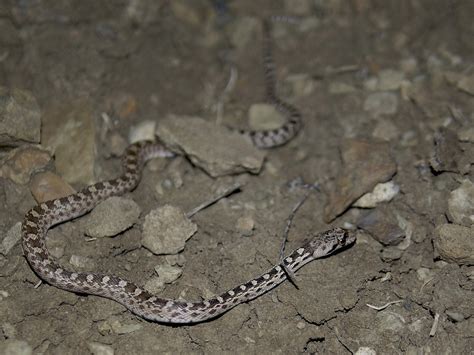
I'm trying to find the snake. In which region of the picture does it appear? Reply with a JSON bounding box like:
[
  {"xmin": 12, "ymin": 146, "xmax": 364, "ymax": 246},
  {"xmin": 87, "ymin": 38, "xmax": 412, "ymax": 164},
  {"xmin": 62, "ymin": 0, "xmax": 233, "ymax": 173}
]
[{"xmin": 21, "ymin": 19, "xmax": 356, "ymax": 324}]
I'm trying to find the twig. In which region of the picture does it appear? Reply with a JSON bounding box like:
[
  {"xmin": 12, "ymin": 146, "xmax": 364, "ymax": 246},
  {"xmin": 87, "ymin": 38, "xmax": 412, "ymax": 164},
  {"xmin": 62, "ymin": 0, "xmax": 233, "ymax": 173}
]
[
  {"xmin": 429, "ymin": 313, "xmax": 440, "ymax": 337},
  {"xmin": 186, "ymin": 183, "xmax": 241, "ymax": 218},
  {"xmin": 366, "ymin": 300, "xmax": 403, "ymax": 311},
  {"xmin": 279, "ymin": 191, "xmax": 310, "ymax": 288},
  {"xmin": 34, "ymin": 280, "xmax": 42, "ymax": 289}
]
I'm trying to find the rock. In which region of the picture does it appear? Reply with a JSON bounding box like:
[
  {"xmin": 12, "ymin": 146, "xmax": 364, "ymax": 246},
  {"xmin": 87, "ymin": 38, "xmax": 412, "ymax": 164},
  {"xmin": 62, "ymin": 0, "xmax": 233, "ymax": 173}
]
[
  {"xmin": 235, "ymin": 216, "xmax": 255, "ymax": 236},
  {"xmin": 457, "ymin": 74, "xmax": 474, "ymax": 96},
  {"xmin": 286, "ymin": 74, "xmax": 316, "ymax": 97},
  {"xmin": 363, "ymin": 92, "xmax": 398, "ymax": 116},
  {"xmin": 355, "ymin": 347, "xmax": 377, "ymax": 355},
  {"xmin": 400, "ymin": 57, "xmax": 418, "ymax": 75},
  {"xmin": 129, "ymin": 120, "xmax": 156, "ymax": 143},
  {"xmin": 29, "ymin": 171, "xmax": 76, "ymax": 203},
  {"xmin": 87, "ymin": 342, "xmax": 114, "ymax": 355},
  {"xmin": 381, "ymin": 247, "xmax": 403, "ymax": 261},
  {"xmin": 372, "ymin": 119, "xmax": 399, "ymax": 141},
  {"xmin": 357, "ymin": 209, "xmax": 405, "ymax": 246},
  {"xmin": 42, "ymin": 99, "xmax": 97, "ymax": 185},
  {"xmin": 156, "ymin": 115, "xmax": 265, "ymax": 177},
  {"xmin": 377, "ymin": 69, "xmax": 406, "ymax": 91},
  {"xmin": 354, "ymin": 181, "xmax": 400, "ymax": 208},
  {"xmin": 434, "ymin": 224, "xmax": 474, "ymax": 265},
  {"xmin": 170, "ymin": 0, "xmax": 212, "ymax": 28},
  {"xmin": 109, "ymin": 320, "xmax": 142, "ymax": 334},
  {"xmin": 0, "ymin": 87, "xmax": 41, "ymax": 146},
  {"xmin": 0, "ymin": 147, "xmax": 52, "ymax": 185},
  {"xmin": 142, "ymin": 205, "xmax": 197, "ymax": 254},
  {"xmin": 447, "ymin": 180, "xmax": 474, "ymax": 226},
  {"xmin": 84, "ymin": 197, "xmax": 141, "ymax": 238},
  {"xmin": 69, "ymin": 255, "xmax": 94, "ymax": 268},
  {"xmin": 0, "ymin": 339, "xmax": 33, "ymax": 355},
  {"xmin": 430, "ymin": 128, "xmax": 467, "ymax": 174},
  {"xmin": 324, "ymin": 139, "xmax": 397, "ymax": 222},
  {"xmin": 229, "ymin": 16, "xmax": 259, "ymax": 50},
  {"xmin": 416, "ymin": 267, "xmax": 435, "ymax": 283},
  {"xmin": 144, "ymin": 264, "xmax": 183, "ymax": 292},
  {"xmin": 328, "ymin": 81, "xmax": 356, "ymax": 94},
  {"xmin": 0, "ymin": 222, "xmax": 21, "ymax": 255},
  {"xmin": 248, "ymin": 103, "xmax": 285, "ymax": 130},
  {"xmin": 458, "ymin": 127, "xmax": 474, "ymax": 142}
]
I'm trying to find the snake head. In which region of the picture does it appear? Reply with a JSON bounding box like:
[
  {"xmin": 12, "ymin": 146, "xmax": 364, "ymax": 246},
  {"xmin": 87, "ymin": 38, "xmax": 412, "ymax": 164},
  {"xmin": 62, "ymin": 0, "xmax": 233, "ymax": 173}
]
[{"xmin": 310, "ymin": 227, "xmax": 356, "ymax": 258}]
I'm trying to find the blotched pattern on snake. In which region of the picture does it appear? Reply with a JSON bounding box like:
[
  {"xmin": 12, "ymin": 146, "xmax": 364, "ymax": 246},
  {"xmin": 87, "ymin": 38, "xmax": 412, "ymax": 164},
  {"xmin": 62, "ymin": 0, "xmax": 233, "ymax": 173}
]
[{"xmin": 21, "ymin": 20, "xmax": 355, "ymax": 324}]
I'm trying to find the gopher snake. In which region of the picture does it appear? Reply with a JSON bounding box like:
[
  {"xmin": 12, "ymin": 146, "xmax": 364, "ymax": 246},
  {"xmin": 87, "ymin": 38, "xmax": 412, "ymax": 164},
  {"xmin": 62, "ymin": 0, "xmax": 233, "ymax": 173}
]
[{"xmin": 21, "ymin": 20, "xmax": 355, "ymax": 324}]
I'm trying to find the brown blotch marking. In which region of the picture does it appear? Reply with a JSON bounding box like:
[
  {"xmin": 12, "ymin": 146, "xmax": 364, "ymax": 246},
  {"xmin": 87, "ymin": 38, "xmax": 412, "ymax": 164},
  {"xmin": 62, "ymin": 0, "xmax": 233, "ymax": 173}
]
[
  {"xmin": 124, "ymin": 282, "xmax": 138, "ymax": 294},
  {"xmin": 208, "ymin": 308, "xmax": 217, "ymax": 315},
  {"xmin": 95, "ymin": 182, "xmax": 104, "ymax": 190}
]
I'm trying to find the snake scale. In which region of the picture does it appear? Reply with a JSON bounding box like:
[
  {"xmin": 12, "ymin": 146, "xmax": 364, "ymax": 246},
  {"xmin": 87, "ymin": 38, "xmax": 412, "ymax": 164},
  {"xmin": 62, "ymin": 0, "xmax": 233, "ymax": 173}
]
[{"xmin": 21, "ymin": 19, "xmax": 356, "ymax": 324}]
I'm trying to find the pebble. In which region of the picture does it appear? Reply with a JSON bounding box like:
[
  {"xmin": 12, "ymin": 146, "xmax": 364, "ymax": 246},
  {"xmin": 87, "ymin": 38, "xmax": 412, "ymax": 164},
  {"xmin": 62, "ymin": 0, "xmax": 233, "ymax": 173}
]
[
  {"xmin": 0, "ymin": 222, "xmax": 21, "ymax": 255},
  {"xmin": 447, "ymin": 180, "xmax": 474, "ymax": 226},
  {"xmin": 144, "ymin": 264, "xmax": 183, "ymax": 293},
  {"xmin": 354, "ymin": 181, "xmax": 400, "ymax": 208},
  {"xmin": 69, "ymin": 255, "xmax": 94, "ymax": 268},
  {"xmin": 109, "ymin": 320, "xmax": 142, "ymax": 334},
  {"xmin": 235, "ymin": 216, "xmax": 255, "ymax": 236},
  {"xmin": 324, "ymin": 139, "xmax": 397, "ymax": 222},
  {"xmin": 0, "ymin": 339, "xmax": 33, "ymax": 355},
  {"xmin": 457, "ymin": 74, "xmax": 474, "ymax": 96},
  {"xmin": 400, "ymin": 57, "xmax": 418, "ymax": 75},
  {"xmin": 0, "ymin": 87, "xmax": 41, "ymax": 146},
  {"xmin": 457, "ymin": 127, "xmax": 474, "ymax": 142},
  {"xmin": 248, "ymin": 103, "xmax": 286, "ymax": 130},
  {"xmin": 285, "ymin": 73, "xmax": 316, "ymax": 97},
  {"xmin": 328, "ymin": 81, "xmax": 357, "ymax": 94},
  {"xmin": 0, "ymin": 147, "xmax": 52, "ymax": 185},
  {"xmin": 434, "ymin": 224, "xmax": 474, "ymax": 265},
  {"xmin": 430, "ymin": 127, "xmax": 466, "ymax": 174},
  {"xmin": 372, "ymin": 119, "xmax": 399, "ymax": 141},
  {"xmin": 381, "ymin": 247, "xmax": 403, "ymax": 261},
  {"xmin": 156, "ymin": 115, "xmax": 265, "ymax": 177},
  {"xmin": 129, "ymin": 120, "xmax": 156, "ymax": 143},
  {"xmin": 416, "ymin": 267, "xmax": 435, "ymax": 283},
  {"xmin": 170, "ymin": 0, "xmax": 212, "ymax": 28},
  {"xmin": 42, "ymin": 99, "xmax": 96, "ymax": 185},
  {"xmin": 142, "ymin": 205, "xmax": 197, "ymax": 254},
  {"xmin": 84, "ymin": 197, "xmax": 141, "ymax": 238},
  {"xmin": 87, "ymin": 342, "xmax": 114, "ymax": 355},
  {"xmin": 29, "ymin": 171, "xmax": 76, "ymax": 203},
  {"xmin": 363, "ymin": 92, "xmax": 399, "ymax": 116},
  {"xmin": 376, "ymin": 69, "xmax": 406, "ymax": 91},
  {"xmin": 357, "ymin": 209, "xmax": 405, "ymax": 246},
  {"xmin": 355, "ymin": 347, "xmax": 377, "ymax": 355}
]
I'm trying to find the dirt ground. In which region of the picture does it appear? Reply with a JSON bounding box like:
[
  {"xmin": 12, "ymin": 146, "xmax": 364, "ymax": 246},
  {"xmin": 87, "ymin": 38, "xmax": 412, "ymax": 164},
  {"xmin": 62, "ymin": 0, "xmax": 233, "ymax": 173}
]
[{"xmin": 1, "ymin": 0, "xmax": 473, "ymax": 354}]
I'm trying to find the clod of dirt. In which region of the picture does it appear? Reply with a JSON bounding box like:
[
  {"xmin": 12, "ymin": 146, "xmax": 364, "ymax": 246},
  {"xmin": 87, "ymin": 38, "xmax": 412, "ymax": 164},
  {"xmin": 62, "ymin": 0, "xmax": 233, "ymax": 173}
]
[
  {"xmin": 29, "ymin": 171, "xmax": 76, "ymax": 203},
  {"xmin": 324, "ymin": 138, "xmax": 397, "ymax": 222},
  {"xmin": 434, "ymin": 224, "xmax": 474, "ymax": 265},
  {"xmin": 0, "ymin": 86, "xmax": 41, "ymax": 146},
  {"xmin": 156, "ymin": 115, "xmax": 265, "ymax": 177},
  {"xmin": 447, "ymin": 179, "xmax": 474, "ymax": 226},
  {"xmin": 142, "ymin": 204, "xmax": 197, "ymax": 254},
  {"xmin": 84, "ymin": 196, "xmax": 141, "ymax": 238}
]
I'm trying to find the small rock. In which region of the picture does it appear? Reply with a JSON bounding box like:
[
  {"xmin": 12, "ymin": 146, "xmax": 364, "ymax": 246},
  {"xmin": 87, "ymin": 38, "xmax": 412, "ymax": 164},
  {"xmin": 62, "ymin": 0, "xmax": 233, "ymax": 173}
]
[
  {"xmin": 108, "ymin": 133, "xmax": 128, "ymax": 157},
  {"xmin": 29, "ymin": 171, "xmax": 76, "ymax": 203},
  {"xmin": 235, "ymin": 216, "xmax": 255, "ymax": 236},
  {"xmin": 145, "ymin": 264, "xmax": 183, "ymax": 292},
  {"xmin": 446, "ymin": 311, "xmax": 465, "ymax": 322},
  {"xmin": 87, "ymin": 342, "xmax": 114, "ymax": 355},
  {"xmin": 109, "ymin": 320, "xmax": 142, "ymax": 334},
  {"xmin": 381, "ymin": 247, "xmax": 403, "ymax": 261},
  {"xmin": 0, "ymin": 87, "xmax": 41, "ymax": 146},
  {"xmin": 142, "ymin": 205, "xmax": 197, "ymax": 254},
  {"xmin": 363, "ymin": 92, "xmax": 399, "ymax": 116},
  {"xmin": 458, "ymin": 127, "xmax": 474, "ymax": 142},
  {"xmin": 285, "ymin": 74, "xmax": 316, "ymax": 97},
  {"xmin": 434, "ymin": 224, "xmax": 474, "ymax": 265},
  {"xmin": 416, "ymin": 267, "xmax": 435, "ymax": 283},
  {"xmin": 129, "ymin": 120, "xmax": 156, "ymax": 143},
  {"xmin": 328, "ymin": 81, "xmax": 356, "ymax": 94},
  {"xmin": 0, "ymin": 147, "xmax": 52, "ymax": 185},
  {"xmin": 357, "ymin": 209, "xmax": 405, "ymax": 246},
  {"xmin": 400, "ymin": 57, "xmax": 418, "ymax": 75},
  {"xmin": 229, "ymin": 16, "xmax": 259, "ymax": 50},
  {"xmin": 248, "ymin": 103, "xmax": 285, "ymax": 130},
  {"xmin": 430, "ymin": 128, "xmax": 466, "ymax": 174},
  {"xmin": 170, "ymin": 0, "xmax": 212, "ymax": 27},
  {"xmin": 85, "ymin": 197, "xmax": 141, "ymax": 238},
  {"xmin": 144, "ymin": 277, "xmax": 166, "ymax": 294},
  {"xmin": 447, "ymin": 180, "xmax": 474, "ymax": 226},
  {"xmin": 0, "ymin": 222, "xmax": 21, "ymax": 255},
  {"xmin": 354, "ymin": 181, "xmax": 400, "ymax": 208},
  {"xmin": 156, "ymin": 115, "xmax": 265, "ymax": 177},
  {"xmin": 324, "ymin": 139, "xmax": 397, "ymax": 222},
  {"xmin": 457, "ymin": 74, "xmax": 474, "ymax": 96},
  {"xmin": 165, "ymin": 253, "xmax": 186, "ymax": 267},
  {"xmin": 372, "ymin": 119, "xmax": 399, "ymax": 141},
  {"xmin": 0, "ymin": 339, "xmax": 33, "ymax": 355},
  {"xmin": 355, "ymin": 347, "xmax": 377, "ymax": 355},
  {"xmin": 377, "ymin": 69, "xmax": 405, "ymax": 91},
  {"xmin": 42, "ymin": 99, "xmax": 97, "ymax": 185}
]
